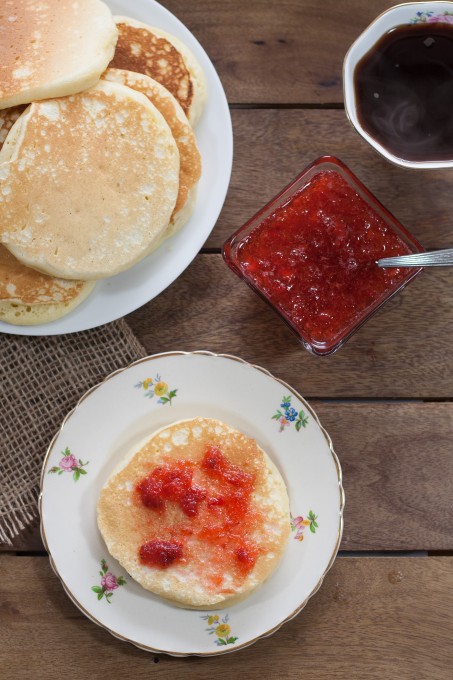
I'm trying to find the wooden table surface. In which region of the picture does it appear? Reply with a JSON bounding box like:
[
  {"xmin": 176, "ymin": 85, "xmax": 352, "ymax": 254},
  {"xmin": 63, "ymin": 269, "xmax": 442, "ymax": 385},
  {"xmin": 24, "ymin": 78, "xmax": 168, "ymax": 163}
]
[{"xmin": 2, "ymin": 1, "xmax": 453, "ymax": 678}]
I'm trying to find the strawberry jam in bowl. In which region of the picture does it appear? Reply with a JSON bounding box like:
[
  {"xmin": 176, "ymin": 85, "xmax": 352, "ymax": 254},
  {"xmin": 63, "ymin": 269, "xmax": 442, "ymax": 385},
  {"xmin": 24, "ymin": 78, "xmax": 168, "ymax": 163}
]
[{"xmin": 223, "ymin": 156, "xmax": 424, "ymax": 355}]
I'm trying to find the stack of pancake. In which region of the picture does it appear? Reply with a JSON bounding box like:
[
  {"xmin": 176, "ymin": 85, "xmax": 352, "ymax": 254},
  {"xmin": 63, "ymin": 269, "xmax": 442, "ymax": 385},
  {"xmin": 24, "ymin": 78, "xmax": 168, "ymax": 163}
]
[{"xmin": 0, "ymin": 2, "xmax": 205, "ymax": 325}]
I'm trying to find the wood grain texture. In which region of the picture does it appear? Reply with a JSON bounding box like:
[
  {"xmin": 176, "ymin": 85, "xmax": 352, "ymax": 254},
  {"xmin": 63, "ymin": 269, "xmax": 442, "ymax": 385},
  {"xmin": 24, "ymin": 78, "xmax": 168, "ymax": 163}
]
[
  {"xmin": 316, "ymin": 403, "xmax": 453, "ymax": 551},
  {"xmin": 2, "ymin": 402, "xmax": 453, "ymax": 554},
  {"xmin": 1, "ymin": 556, "xmax": 451, "ymax": 679},
  {"xmin": 160, "ymin": 0, "xmax": 397, "ymax": 104},
  {"xmin": 207, "ymin": 109, "xmax": 453, "ymax": 250},
  {"xmin": 126, "ymin": 254, "xmax": 453, "ymax": 399}
]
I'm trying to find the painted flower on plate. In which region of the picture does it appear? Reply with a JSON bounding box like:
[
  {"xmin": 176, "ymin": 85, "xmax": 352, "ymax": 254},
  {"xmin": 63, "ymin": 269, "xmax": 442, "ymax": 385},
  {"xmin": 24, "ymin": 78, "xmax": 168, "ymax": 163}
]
[
  {"xmin": 154, "ymin": 381, "xmax": 168, "ymax": 397},
  {"xmin": 92, "ymin": 559, "xmax": 126, "ymax": 602},
  {"xmin": 201, "ymin": 613, "xmax": 238, "ymax": 646},
  {"xmin": 273, "ymin": 396, "xmax": 309, "ymax": 432},
  {"xmin": 59, "ymin": 453, "xmax": 78, "ymax": 471},
  {"xmin": 135, "ymin": 373, "xmax": 177, "ymax": 405},
  {"xmin": 48, "ymin": 447, "xmax": 89, "ymax": 482},
  {"xmin": 101, "ymin": 572, "xmax": 120, "ymax": 592},
  {"xmin": 290, "ymin": 511, "xmax": 319, "ymax": 541},
  {"xmin": 216, "ymin": 623, "xmax": 231, "ymax": 638}
]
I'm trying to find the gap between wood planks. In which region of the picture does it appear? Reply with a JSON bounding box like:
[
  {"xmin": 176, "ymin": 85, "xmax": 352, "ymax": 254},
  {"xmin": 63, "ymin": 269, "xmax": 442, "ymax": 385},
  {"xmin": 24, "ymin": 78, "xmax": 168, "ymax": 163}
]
[{"xmin": 229, "ymin": 103, "xmax": 345, "ymax": 109}]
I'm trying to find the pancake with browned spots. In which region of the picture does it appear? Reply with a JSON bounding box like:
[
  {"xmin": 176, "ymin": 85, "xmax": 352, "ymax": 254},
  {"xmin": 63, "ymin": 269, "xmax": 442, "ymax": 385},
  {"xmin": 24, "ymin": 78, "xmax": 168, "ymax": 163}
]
[
  {"xmin": 0, "ymin": 245, "xmax": 95, "ymax": 325},
  {"xmin": 0, "ymin": 0, "xmax": 117, "ymax": 109},
  {"xmin": 103, "ymin": 68, "xmax": 201, "ymax": 238},
  {"xmin": 97, "ymin": 418, "xmax": 290, "ymax": 609},
  {"xmin": 0, "ymin": 80, "xmax": 180, "ymax": 280},
  {"xmin": 110, "ymin": 16, "xmax": 206, "ymax": 126}
]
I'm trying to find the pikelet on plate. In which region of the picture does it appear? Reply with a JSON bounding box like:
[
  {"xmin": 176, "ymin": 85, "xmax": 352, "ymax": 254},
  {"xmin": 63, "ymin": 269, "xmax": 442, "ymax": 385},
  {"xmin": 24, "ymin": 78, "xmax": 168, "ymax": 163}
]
[
  {"xmin": 0, "ymin": 80, "xmax": 180, "ymax": 280},
  {"xmin": 110, "ymin": 15, "xmax": 207, "ymax": 126},
  {"xmin": 103, "ymin": 68, "xmax": 202, "ymax": 239},
  {"xmin": 0, "ymin": 3, "xmax": 206, "ymax": 325},
  {"xmin": 98, "ymin": 418, "xmax": 290, "ymax": 610},
  {"xmin": 0, "ymin": 245, "xmax": 95, "ymax": 325},
  {"xmin": 0, "ymin": 0, "xmax": 117, "ymax": 109}
]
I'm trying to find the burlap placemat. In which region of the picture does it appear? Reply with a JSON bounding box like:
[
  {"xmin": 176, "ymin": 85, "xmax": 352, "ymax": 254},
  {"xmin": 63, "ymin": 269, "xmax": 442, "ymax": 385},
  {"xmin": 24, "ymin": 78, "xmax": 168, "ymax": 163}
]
[{"xmin": 0, "ymin": 319, "xmax": 147, "ymax": 545}]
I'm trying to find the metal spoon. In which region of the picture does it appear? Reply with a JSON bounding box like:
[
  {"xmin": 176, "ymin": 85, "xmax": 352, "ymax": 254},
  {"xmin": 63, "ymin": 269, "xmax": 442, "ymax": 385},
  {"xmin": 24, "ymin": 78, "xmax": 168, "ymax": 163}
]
[{"xmin": 377, "ymin": 248, "xmax": 453, "ymax": 268}]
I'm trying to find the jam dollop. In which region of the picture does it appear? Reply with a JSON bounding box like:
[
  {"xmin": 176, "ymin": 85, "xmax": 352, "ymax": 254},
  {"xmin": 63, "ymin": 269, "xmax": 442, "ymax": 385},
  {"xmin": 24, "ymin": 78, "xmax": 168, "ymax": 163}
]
[
  {"xmin": 136, "ymin": 446, "xmax": 261, "ymax": 582},
  {"xmin": 234, "ymin": 169, "xmax": 417, "ymax": 353},
  {"xmin": 234, "ymin": 542, "xmax": 260, "ymax": 574},
  {"xmin": 136, "ymin": 461, "xmax": 206, "ymax": 517},
  {"xmin": 202, "ymin": 445, "xmax": 254, "ymax": 490},
  {"xmin": 139, "ymin": 539, "xmax": 183, "ymax": 568}
]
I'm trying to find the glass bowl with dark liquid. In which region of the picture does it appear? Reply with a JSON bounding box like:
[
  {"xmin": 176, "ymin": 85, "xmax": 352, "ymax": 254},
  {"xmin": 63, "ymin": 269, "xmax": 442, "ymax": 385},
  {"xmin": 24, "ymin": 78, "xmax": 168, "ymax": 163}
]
[{"xmin": 344, "ymin": 2, "xmax": 453, "ymax": 168}]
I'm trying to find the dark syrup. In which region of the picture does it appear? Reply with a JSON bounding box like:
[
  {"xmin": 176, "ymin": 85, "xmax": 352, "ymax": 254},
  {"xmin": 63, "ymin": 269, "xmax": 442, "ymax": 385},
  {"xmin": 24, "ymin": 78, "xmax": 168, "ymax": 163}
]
[{"xmin": 354, "ymin": 22, "xmax": 453, "ymax": 161}]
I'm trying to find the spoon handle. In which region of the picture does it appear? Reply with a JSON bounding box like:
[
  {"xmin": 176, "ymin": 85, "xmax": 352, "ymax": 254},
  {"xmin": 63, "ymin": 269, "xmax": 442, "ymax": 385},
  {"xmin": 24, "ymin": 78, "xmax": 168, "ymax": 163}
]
[{"xmin": 377, "ymin": 248, "xmax": 453, "ymax": 268}]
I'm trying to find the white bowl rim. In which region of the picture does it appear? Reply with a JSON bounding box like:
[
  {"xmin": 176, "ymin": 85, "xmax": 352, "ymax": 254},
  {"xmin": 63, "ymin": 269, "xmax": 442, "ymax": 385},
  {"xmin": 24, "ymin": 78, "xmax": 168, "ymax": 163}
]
[{"xmin": 343, "ymin": 1, "xmax": 453, "ymax": 169}]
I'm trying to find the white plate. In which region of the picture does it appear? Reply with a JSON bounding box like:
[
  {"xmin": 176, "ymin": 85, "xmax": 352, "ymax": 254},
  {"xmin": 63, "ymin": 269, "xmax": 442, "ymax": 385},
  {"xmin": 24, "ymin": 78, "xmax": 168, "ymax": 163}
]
[
  {"xmin": 1, "ymin": 0, "xmax": 233, "ymax": 336},
  {"xmin": 40, "ymin": 351, "xmax": 344, "ymax": 656}
]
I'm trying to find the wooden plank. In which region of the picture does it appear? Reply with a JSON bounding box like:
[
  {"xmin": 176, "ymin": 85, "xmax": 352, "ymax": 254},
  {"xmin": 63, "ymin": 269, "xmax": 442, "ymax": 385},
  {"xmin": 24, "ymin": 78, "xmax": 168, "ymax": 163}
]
[
  {"xmin": 4, "ymin": 402, "xmax": 452, "ymax": 553},
  {"xmin": 0, "ymin": 524, "xmax": 43, "ymax": 553},
  {"xmin": 1, "ymin": 556, "xmax": 451, "ymax": 679},
  {"xmin": 160, "ymin": 0, "xmax": 396, "ymax": 104},
  {"xmin": 127, "ymin": 254, "xmax": 453, "ymax": 399},
  {"xmin": 316, "ymin": 403, "xmax": 453, "ymax": 551},
  {"xmin": 208, "ymin": 109, "xmax": 453, "ymax": 250}
]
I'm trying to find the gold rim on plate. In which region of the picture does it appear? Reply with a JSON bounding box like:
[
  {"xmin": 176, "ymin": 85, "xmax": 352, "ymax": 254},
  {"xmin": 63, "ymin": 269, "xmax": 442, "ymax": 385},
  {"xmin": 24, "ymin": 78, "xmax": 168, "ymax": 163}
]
[{"xmin": 39, "ymin": 350, "xmax": 345, "ymax": 656}]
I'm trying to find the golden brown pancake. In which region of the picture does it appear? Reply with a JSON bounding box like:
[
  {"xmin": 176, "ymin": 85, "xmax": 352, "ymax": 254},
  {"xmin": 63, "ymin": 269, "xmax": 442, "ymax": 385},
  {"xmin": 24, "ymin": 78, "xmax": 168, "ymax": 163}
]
[
  {"xmin": 110, "ymin": 16, "xmax": 206, "ymax": 126},
  {"xmin": 0, "ymin": 80, "xmax": 180, "ymax": 280},
  {"xmin": 103, "ymin": 68, "xmax": 201, "ymax": 237},
  {"xmin": 0, "ymin": 286, "xmax": 95, "ymax": 325},
  {"xmin": 0, "ymin": 245, "xmax": 95, "ymax": 325},
  {"xmin": 0, "ymin": 0, "xmax": 118, "ymax": 109},
  {"xmin": 0, "ymin": 244, "xmax": 91, "ymax": 304},
  {"xmin": 97, "ymin": 418, "xmax": 290, "ymax": 609}
]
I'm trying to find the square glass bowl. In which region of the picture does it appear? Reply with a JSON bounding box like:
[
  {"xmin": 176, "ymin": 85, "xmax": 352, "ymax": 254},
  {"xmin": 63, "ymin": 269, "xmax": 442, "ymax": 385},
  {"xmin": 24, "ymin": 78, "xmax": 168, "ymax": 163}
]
[{"xmin": 223, "ymin": 156, "xmax": 424, "ymax": 356}]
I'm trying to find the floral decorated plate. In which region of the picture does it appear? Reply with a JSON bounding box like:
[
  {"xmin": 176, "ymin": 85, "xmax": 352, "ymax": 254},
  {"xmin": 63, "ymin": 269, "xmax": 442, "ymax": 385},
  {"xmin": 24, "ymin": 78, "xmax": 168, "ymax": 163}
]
[{"xmin": 39, "ymin": 351, "xmax": 344, "ymax": 656}]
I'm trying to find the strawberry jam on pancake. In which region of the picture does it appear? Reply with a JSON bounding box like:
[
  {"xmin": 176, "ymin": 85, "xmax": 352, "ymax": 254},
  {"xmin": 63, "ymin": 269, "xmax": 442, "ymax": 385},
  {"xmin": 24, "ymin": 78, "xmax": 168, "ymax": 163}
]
[{"xmin": 97, "ymin": 418, "xmax": 290, "ymax": 609}]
